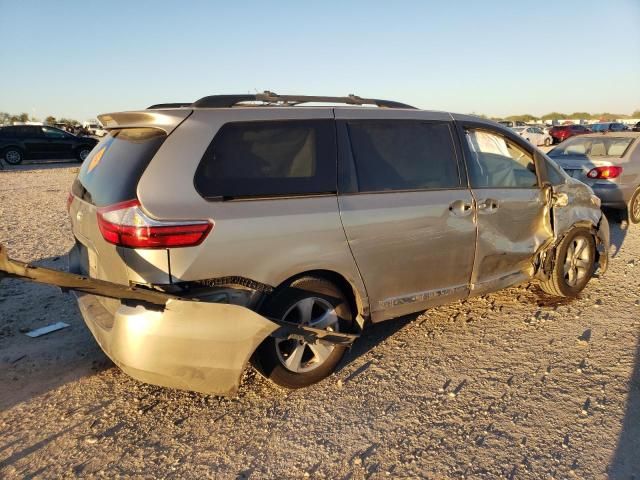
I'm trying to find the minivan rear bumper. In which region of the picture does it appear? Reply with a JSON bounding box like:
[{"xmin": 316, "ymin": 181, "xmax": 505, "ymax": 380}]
[{"xmin": 75, "ymin": 292, "xmax": 279, "ymax": 396}]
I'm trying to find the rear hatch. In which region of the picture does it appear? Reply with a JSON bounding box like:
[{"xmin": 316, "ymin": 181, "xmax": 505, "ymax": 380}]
[{"xmin": 69, "ymin": 127, "xmax": 170, "ymax": 314}]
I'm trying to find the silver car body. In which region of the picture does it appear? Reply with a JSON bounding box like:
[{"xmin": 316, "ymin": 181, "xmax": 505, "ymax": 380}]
[
  {"xmin": 66, "ymin": 104, "xmax": 609, "ymax": 395},
  {"xmin": 548, "ymin": 132, "xmax": 640, "ymax": 210}
]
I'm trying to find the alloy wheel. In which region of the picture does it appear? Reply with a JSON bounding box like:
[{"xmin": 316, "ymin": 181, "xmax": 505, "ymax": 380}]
[
  {"xmin": 5, "ymin": 149, "xmax": 22, "ymax": 164},
  {"xmin": 275, "ymin": 297, "xmax": 339, "ymax": 373},
  {"xmin": 563, "ymin": 236, "xmax": 592, "ymax": 287}
]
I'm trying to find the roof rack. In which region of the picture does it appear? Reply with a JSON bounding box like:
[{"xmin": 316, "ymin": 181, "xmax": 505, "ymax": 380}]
[
  {"xmin": 146, "ymin": 91, "xmax": 416, "ymax": 110},
  {"xmin": 146, "ymin": 102, "xmax": 192, "ymax": 109}
]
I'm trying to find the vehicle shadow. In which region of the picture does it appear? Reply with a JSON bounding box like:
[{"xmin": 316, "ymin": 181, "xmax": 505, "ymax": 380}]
[
  {"xmin": 609, "ymin": 334, "xmax": 640, "ymax": 476},
  {"xmin": 335, "ymin": 313, "xmax": 416, "ymax": 375},
  {"xmin": 604, "ymin": 209, "xmax": 630, "ymax": 259},
  {"xmin": 0, "ymin": 158, "xmax": 81, "ymax": 172}
]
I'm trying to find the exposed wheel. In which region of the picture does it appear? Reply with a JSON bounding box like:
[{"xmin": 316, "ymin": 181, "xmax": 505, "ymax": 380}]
[
  {"xmin": 3, "ymin": 147, "xmax": 23, "ymax": 165},
  {"xmin": 628, "ymin": 187, "xmax": 640, "ymax": 224},
  {"xmin": 255, "ymin": 276, "xmax": 353, "ymax": 389},
  {"xmin": 539, "ymin": 227, "xmax": 596, "ymax": 297},
  {"xmin": 544, "ymin": 137, "xmax": 551, "ymax": 146},
  {"xmin": 76, "ymin": 147, "xmax": 92, "ymax": 162}
]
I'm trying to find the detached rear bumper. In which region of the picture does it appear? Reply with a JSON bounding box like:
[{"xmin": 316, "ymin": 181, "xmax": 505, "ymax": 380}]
[{"xmin": 76, "ymin": 293, "xmax": 279, "ymax": 396}]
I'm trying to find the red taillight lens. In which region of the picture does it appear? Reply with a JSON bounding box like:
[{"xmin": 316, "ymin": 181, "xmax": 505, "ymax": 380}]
[
  {"xmin": 586, "ymin": 166, "xmax": 622, "ymax": 179},
  {"xmin": 66, "ymin": 192, "xmax": 74, "ymax": 212},
  {"xmin": 97, "ymin": 200, "xmax": 213, "ymax": 248}
]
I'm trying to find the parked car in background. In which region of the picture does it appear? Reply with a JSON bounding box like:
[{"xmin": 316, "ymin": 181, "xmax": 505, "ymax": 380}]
[
  {"xmin": 83, "ymin": 122, "xmax": 108, "ymax": 137},
  {"xmin": 632, "ymin": 121, "xmax": 640, "ymax": 132},
  {"xmin": 498, "ymin": 120, "xmax": 527, "ymax": 128},
  {"xmin": 46, "ymin": 92, "xmax": 610, "ymax": 395},
  {"xmin": 549, "ymin": 124, "xmax": 591, "ymax": 144},
  {"xmin": 548, "ymin": 132, "xmax": 640, "ymax": 223},
  {"xmin": 513, "ymin": 126, "xmax": 553, "ymax": 146},
  {"xmin": 0, "ymin": 125, "xmax": 98, "ymax": 164},
  {"xmin": 590, "ymin": 122, "xmax": 628, "ymax": 133}
]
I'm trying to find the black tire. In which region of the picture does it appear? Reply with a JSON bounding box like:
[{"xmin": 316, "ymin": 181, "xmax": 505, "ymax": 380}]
[
  {"xmin": 76, "ymin": 146, "xmax": 92, "ymax": 162},
  {"xmin": 628, "ymin": 187, "xmax": 640, "ymax": 224},
  {"xmin": 544, "ymin": 137, "xmax": 551, "ymax": 146},
  {"xmin": 539, "ymin": 227, "xmax": 596, "ymax": 298},
  {"xmin": 3, "ymin": 147, "xmax": 24, "ymax": 165},
  {"xmin": 255, "ymin": 276, "xmax": 353, "ymax": 389}
]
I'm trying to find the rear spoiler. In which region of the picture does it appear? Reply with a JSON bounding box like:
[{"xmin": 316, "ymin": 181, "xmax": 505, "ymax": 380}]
[{"xmin": 97, "ymin": 109, "xmax": 192, "ymax": 134}]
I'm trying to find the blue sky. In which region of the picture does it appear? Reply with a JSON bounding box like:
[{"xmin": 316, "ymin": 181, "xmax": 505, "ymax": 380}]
[{"xmin": 1, "ymin": 0, "xmax": 639, "ymax": 121}]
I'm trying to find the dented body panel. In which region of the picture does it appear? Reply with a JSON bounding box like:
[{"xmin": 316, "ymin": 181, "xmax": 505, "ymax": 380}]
[{"xmin": 76, "ymin": 293, "xmax": 279, "ymax": 396}]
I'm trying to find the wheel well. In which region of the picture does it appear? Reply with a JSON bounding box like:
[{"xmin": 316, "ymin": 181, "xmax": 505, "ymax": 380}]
[
  {"xmin": 2, "ymin": 145, "xmax": 24, "ymax": 153},
  {"xmin": 274, "ymin": 269, "xmax": 366, "ymax": 327}
]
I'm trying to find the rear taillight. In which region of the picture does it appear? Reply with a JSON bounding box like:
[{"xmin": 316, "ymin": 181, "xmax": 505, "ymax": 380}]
[
  {"xmin": 66, "ymin": 192, "xmax": 74, "ymax": 212},
  {"xmin": 97, "ymin": 200, "xmax": 213, "ymax": 248},
  {"xmin": 586, "ymin": 166, "xmax": 622, "ymax": 179}
]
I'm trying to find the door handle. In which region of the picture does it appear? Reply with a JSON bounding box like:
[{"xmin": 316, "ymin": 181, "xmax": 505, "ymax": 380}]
[
  {"xmin": 477, "ymin": 198, "xmax": 499, "ymax": 214},
  {"xmin": 448, "ymin": 199, "xmax": 473, "ymax": 217}
]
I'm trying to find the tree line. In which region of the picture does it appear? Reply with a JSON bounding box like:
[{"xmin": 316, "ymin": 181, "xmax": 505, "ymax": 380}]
[
  {"xmin": 483, "ymin": 110, "xmax": 640, "ymax": 122},
  {"xmin": 4, "ymin": 109, "xmax": 640, "ymax": 127},
  {"xmin": 0, "ymin": 112, "xmax": 81, "ymax": 126}
]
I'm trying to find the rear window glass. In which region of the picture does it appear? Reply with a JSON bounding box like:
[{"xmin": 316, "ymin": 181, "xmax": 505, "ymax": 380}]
[
  {"xmin": 73, "ymin": 128, "xmax": 166, "ymax": 206},
  {"xmin": 346, "ymin": 121, "xmax": 460, "ymax": 192},
  {"xmin": 549, "ymin": 137, "xmax": 633, "ymax": 158},
  {"xmin": 194, "ymin": 120, "xmax": 336, "ymax": 199}
]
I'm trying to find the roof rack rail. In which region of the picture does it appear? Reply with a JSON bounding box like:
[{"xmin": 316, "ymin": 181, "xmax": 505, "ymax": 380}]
[{"xmin": 168, "ymin": 91, "xmax": 415, "ymax": 109}]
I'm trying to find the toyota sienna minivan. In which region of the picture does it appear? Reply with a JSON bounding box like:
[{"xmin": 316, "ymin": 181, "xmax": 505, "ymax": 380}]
[{"xmin": 65, "ymin": 92, "xmax": 609, "ymax": 395}]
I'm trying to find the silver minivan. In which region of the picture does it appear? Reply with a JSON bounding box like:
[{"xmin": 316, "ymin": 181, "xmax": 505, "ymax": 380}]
[{"xmin": 62, "ymin": 92, "xmax": 609, "ymax": 395}]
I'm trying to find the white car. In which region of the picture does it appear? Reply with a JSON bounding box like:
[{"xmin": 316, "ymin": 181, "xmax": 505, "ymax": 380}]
[{"xmin": 513, "ymin": 126, "xmax": 552, "ymax": 146}]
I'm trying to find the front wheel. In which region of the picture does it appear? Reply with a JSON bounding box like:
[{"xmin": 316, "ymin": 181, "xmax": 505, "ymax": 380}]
[
  {"xmin": 255, "ymin": 276, "xmax": 353, "ymax": 389},
  {"xmin": 628, "ymin": 187, "xmax": 640, "ymax": 224},
  {"xmin": 539, "ymin": 228, "xmax": 596, "ymax": 297},
  {"xmin": 3, "ymin": 147, "xmax": 24, "ymax": 165}
]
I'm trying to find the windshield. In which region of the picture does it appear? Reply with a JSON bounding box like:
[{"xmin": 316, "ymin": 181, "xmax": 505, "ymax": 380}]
[{"xmin": 549, "ymin": 136, "xmax": 634, "ymax": 158}]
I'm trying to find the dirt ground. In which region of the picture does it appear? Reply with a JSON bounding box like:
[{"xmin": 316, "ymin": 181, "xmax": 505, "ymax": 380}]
[{"xmin": 1, "ymin": 164, "xmax": 639, "ymax": 479}]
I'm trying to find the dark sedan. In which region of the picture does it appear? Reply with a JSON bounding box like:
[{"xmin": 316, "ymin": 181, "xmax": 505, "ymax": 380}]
[{"xmin": 0, "ymin": 125, "xmax": 98, "ymax": 165}]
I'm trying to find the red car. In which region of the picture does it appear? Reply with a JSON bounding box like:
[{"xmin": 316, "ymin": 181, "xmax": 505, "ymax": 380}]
[{"xmin": 549, "ymin": 124, "xmax": 591, "ymax": 144}]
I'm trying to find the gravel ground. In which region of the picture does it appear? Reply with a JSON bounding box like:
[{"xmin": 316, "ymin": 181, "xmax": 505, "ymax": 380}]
[{"xmin": 0, "ymin": 164, "xmax": 639, "ymax": 479}]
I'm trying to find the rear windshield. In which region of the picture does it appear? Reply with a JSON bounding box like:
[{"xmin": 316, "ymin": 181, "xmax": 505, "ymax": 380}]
[
  {"xmin": 549, "ymin": 136, "xmax": 634, "ymax": 158},
  {"xmin": 73, "ymin": 128, "xmax": 166, "ymax": 206}
]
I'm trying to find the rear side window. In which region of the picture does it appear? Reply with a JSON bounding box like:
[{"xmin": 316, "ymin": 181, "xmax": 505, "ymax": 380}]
[
  {"xmin": 195, "ymin": 120, "xmax": 336, "ymax": 199},
  {"xmin": 73, "ymin": 128, "xmax": 166, "ymax": 206},
  {"xmin": 346, "ymin": 121, "xmax": 459, "ymax": 192}
]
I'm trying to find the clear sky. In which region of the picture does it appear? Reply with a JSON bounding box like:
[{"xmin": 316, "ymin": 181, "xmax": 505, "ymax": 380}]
[{"xmin": 1, "ymin": 0, "xmax": 639, "ymax": 121}]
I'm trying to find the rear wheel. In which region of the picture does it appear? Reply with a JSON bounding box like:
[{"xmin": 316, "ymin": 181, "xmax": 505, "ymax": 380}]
[
  {"xmin": 3, "ymin": 147, "xmax": 23, "ymax": 165},
  {"xmin": 539, "ymin": 228, "xmax": 596, "ymax": 297},
  {"xmin": 76, "ymin": 147, "xmax": 92, "ymax": 162},
  {"xmin": 628, "ymin": 187, "xmax": 640, "ymax": 224},
  {"xmin": 255, "ymin": 276, "xmax": 353, "ymax": 389},
  {"xmin": 544, "ymin": 137, "xmax": 551, "ymax": 146}
]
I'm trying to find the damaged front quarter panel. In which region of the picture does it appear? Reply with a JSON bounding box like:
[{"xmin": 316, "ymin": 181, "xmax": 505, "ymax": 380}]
[{"xmin": 541, "ymin": 179, "xmax": 610, "ymax": 277}]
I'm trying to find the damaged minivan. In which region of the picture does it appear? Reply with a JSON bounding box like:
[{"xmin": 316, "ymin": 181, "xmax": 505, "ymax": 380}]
[{"xmin": 0, "ymin": 92, "xmax": 609, "ymax": 396}]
